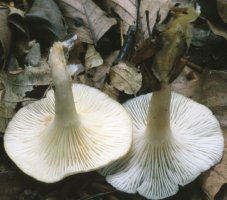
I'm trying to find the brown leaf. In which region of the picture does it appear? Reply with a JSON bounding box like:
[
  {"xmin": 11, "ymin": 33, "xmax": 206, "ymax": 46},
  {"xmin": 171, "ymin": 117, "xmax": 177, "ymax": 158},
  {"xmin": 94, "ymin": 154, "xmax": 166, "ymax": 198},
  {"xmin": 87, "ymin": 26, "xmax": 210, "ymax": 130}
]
[
  {"xmin": 87, "ymin": 50, "xmax": 118, "ymax": 89},
  {"xmin": 59, "ymin": 0, "xmax": 117, "ymax": 44},
  {"xmin": 103, "ymin": 83, "xmax": 120, "ymax": 101},
  {"xmin": 0, "ymin": 6, "xmax": 11, "ymax": 69},
  {"xmin": 131, "ymin": 38, "xmax": 157, "ymax": 64},
  {"xmin": 69, "ymin": 40, "xmax": 85, "ymax": 64},
  {"xmin": 172, "ymin": 67, "xmax": 227, "ymax": 198},
  {"xmin": 110, "ymin": 62, "xmax": 142, "ymax": 95},
  {"xmin": 106, "ymin": 0, "xmax": 171, "ymax": 40}
]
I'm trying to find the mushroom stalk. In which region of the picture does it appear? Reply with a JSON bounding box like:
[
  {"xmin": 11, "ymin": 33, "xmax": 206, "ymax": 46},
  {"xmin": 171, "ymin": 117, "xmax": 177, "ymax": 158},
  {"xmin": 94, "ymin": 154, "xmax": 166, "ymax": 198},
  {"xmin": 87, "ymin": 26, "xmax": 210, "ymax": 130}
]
[
  {"xmin": 146, "ymin": 82, "xmax": 171, "ymax": 141},
  {"xmin": 49, "ymin": 43, "xmax": 79, "ymax": 126},
  {"xmin": 145, "ymin": 21, "xmax": 185, "ymax": 142}
]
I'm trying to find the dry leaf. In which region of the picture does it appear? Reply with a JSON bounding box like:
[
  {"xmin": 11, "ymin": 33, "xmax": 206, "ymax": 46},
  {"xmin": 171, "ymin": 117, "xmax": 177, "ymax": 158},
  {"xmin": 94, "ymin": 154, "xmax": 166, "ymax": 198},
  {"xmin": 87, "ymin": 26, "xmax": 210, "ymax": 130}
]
[
  {"xmin": 69, "ymin": 39, "xmax": 85, "ymax": 64},
  {"xmin": 85, "ymin": 44, "xmax": 103, "ymax": 69},
  {"xmin": 24, "ymin": 43, "xmax": 41, "ymax": 66},
  {"xmin": 110, "ymin": 62, "xmax": 142, "ymax": 95},
  {"xmin": 8, "ymin": 7, "xmax": 30, "ymax": 63},
  {"xmin": 0, "ymin": 6, "xmax": 11, "ymax": 69},
  {"xmin": 106, "ymin": 0, "xmax": 171, "ymax": 40},
  {"xmin": 7, "ymin": 55, "xmax": 23, "ymax": 74},
  {"xmin": 0, "ymin": 60, "xmax": 51, "ymax": 132},
  {"xmin": 8, "ymin": 7, "xmax": 29, "ymax": 38},
  {"xmin": 172, "ymin": 67, "xmax": 227, "ymax": 198},
  {"xmin": 59, "ymin": 0, "xmax": 117, "ymax": 44},
  {"xmin": 87, "ymin": 50, "xmax": 118, "ymax": 89},
  {"xmin": 131, "ymin": 38, "xmax": 157, "ymax": 64},
  {"xmin": 103, "ymin": 83, "xmax": 120, "ymax": 101},
  {"xmin": 217, "ymin": 0, "xmax": 227, "ymax": 24},
  {"xmin": 25, "ymin": 0, "xmax": 67, "ymax": 47}
]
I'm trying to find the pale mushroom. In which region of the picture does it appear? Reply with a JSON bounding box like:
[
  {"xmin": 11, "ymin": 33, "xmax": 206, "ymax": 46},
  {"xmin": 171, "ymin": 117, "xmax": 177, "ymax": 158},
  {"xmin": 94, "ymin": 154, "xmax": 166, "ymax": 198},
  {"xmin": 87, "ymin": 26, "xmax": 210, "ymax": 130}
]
[
  {"xmin": 100, "ymin": 6, "xmax": 224, "ymax": 199},
  {"xmin": 101, "ymin": 91, "xmax": 223, "ymax": 199},
  {"xmin": 4, "ymin": 42, "xmax": 132, "ymax": 183}
]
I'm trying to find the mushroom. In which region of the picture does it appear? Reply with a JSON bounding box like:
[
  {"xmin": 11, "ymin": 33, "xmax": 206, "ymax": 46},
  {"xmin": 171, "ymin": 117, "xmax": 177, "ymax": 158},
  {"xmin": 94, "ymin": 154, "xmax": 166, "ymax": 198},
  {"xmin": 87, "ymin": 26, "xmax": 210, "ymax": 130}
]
[
  {"xmin": 4, "ymin": 41, "xmax": 132, "ymax": 183},
  {"xmin": 100, "ymin": 6, "xmax": 224, "ymax": 199}
]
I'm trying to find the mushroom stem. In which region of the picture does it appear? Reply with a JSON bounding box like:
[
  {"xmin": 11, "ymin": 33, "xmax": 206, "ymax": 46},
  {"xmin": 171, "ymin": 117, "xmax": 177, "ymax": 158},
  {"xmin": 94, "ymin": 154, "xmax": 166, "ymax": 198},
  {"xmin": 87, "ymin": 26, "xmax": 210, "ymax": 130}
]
[
  {"xmin": 146, "ymin": 82, "xmax": 171, "ymax": 142},
  {"xmin": 145, "ymin": 8, "xmax": 191, "ymax": 142},
  {"xmin": 48, "ymin": 42, "xmax": 79, "ymax": 126},
  {"xmin": 145, "ymin": 29, "xmax": 174, "ymax": 142}
]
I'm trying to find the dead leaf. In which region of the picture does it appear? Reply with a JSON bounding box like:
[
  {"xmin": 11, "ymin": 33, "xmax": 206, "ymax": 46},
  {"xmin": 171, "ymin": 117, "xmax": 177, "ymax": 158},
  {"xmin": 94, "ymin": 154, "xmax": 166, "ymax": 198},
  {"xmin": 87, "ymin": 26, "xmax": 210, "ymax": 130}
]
[
  {"xmin": 105, "ymin": 0, "xmax": 171, "ymax": 40},
  {"xmin": 131, "ymin": 38, "xmax": 157, "ymax": 64},
  {"xmin": 110, "ymin": 62, "xmax": 142, "ymax": 95},
  {"xmin": 0, "ymin": 6, "xmax": 11, "ymax": 69},
  {"xmin": 103, "ymin": 83, "xmax": 120, "ymax": 101},
  {"xmin": 0, "ymin": 59, "xmax": 51, "ymax": 132},
  {"xmin": 25, "ymin": 0, "xmax": 67, "ymax": 48},
  {"xmin": 76, "ymin": 73, "xmax": 94, "ymax": 88},
  {"xmin": 8, "ymin": 7, "xmax": 30, "ymax": 63},
  {"xmin": 7, "ymin": 55, "xmax": 23, "ymax": 74},
  {"xmin": 24, "ymin": 42, "xmax": 41, "ymax": 66},
  {"xmin": 172, "ymin": 67, "xmax": 227, "ymax": 198},
  {"xmin": 8, "ymin": 7, "xmax": 29, "ymax": 38},
  {"xmin": 217, "ymin": 0, "xmax": 227, "ymax": 24},
  {"xmin": 85, "ymin": 44, "xmax": 103, "ymax": 69},
  {"xmin": 87, "ymin": 50, "xmax": 118, "ymax": 89},
  {"xmin": 59, "ymin": 0, "xmax": 117, "ymax": 44},
  {"xmin": 172, "ymin": 67, "xmax": 227, "ymax": 127}
]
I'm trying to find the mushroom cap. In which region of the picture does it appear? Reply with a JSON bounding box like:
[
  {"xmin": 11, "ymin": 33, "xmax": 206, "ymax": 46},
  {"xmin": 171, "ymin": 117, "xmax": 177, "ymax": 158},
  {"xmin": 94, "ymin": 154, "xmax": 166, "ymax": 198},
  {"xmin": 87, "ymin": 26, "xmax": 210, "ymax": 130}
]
[
  {"xmin": 100, "ymin": 92, "xmax": 224, "ymax": 199},
  {"xmin": 4, "ymin": 84, "xmax": 132, "ymax": 183}
]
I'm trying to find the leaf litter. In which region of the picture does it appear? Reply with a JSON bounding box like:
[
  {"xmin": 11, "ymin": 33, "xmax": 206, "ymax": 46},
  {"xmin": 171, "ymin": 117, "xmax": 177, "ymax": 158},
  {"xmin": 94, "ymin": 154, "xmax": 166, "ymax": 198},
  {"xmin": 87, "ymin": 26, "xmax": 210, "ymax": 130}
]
[{"xmin": 0, "ymin": 0, "xmax": 227, "ymax": 199}]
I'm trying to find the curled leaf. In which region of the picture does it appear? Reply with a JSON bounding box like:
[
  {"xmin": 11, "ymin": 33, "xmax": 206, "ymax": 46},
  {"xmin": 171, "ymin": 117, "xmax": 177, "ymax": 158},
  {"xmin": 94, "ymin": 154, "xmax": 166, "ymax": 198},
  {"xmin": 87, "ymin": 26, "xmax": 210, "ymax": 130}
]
[
  {"xmin": 25, "ymin": 0, "xmax": 67, "ymax": 48},
  {"xmin": 8, "ymin": 7, "xmax": 29, "ymax": 38}
]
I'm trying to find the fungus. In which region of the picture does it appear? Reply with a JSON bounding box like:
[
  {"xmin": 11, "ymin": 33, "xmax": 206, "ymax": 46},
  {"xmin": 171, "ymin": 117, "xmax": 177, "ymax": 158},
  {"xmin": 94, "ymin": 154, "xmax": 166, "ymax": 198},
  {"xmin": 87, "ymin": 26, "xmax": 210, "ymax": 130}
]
[
  {"xmin": 100, "ymin": 6, "xmax": 224, "ymax": 199},
  {"xmin": 4, "ymin": 41, "xmax": 132, "ymax": 183}
]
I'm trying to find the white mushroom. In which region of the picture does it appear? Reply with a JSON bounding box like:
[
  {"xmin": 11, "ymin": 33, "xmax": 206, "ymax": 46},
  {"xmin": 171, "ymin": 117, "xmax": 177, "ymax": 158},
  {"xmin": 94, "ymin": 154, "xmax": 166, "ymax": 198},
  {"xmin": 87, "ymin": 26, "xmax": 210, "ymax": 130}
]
[
  {"xmin": 100, "ymin": 91, "xmax": 223, "ymax": 199},
  {"xmin": 100, "ymin": 6, "xmax": 224, "ymax": 199},
  {"xmin": 4, "ymin": 42, "xmax": 132, "ymax": 183}
]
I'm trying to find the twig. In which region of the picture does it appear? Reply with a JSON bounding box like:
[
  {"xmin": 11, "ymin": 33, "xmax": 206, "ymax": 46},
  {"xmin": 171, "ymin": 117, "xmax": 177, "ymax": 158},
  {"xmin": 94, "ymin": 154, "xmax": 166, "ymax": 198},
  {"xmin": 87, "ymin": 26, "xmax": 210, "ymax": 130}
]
[
  {"xmin": 145, "ymin": 10, "xmax": 152, "ymax": 37},
  {"xmin": 120, "ymin": 20, "xmax": 124, "ymax": 47},
  {"xmin": 136, "ymin": 0, "xmax": 141, "ymax": 33}
]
